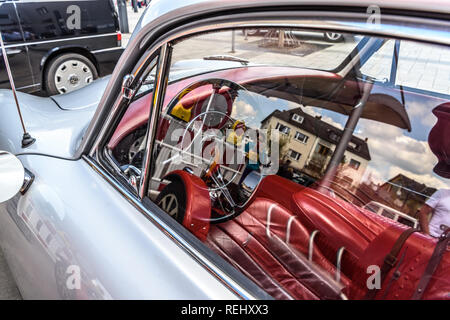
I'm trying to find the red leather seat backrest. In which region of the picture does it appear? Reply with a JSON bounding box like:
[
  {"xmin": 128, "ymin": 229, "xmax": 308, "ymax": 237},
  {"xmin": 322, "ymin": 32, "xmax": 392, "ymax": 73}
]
[
  {"xmin": 237, "ymin": 198, "xmax": 344, "ymax": 278},
  {"xmin": 352, "ymin": 224, "xmax": 450, "ymax": 300},
  {"xmin": 234, "ymin": 197, "xmax": 353, "ymax": 294},
  {"xmin": 291, "ymin": 188, "xmax": 384, "ymax": 257}
]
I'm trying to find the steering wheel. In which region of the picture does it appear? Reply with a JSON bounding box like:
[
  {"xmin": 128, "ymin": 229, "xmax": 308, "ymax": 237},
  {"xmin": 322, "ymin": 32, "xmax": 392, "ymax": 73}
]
[
  {"xmin": 166, "ymin": 78, "xmax": 261, "ymax": 222},
  {"xmin": 181, "ymin": 110, "xmax": 242, "ymax": 189}
]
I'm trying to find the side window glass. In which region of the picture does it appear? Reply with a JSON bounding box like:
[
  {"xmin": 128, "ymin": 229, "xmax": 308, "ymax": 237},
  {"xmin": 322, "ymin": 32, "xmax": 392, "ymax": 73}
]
[
  {"xmin": 104, "ymin": 55, "xmax": 159, "ymax": 192},
  {"xmin": 141, "ymin": 28, "xmax": 449, "ymax": 300}
]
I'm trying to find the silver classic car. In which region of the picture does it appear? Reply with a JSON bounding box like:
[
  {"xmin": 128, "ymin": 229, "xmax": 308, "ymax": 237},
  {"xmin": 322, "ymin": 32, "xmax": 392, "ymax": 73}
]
[{"xmin": 0, "ymin": 0, "xmax": 449, "ymax": 300}]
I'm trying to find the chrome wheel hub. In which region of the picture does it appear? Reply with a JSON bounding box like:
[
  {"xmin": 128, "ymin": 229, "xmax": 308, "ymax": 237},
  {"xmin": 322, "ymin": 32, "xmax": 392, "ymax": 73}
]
[
  {"xmin": 54, "ymin": 59, "xmax": 93, "ymax": 94},
  {"xmin": 325, "ymin": 32, "xmax": 341, "ymax": 40}
]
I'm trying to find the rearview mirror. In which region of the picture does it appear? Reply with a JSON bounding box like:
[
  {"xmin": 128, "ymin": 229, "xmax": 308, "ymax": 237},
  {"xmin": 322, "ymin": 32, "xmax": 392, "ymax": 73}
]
[{"xmin": 0, "ymin": 151, "xmax": 24, "ymax": 203}]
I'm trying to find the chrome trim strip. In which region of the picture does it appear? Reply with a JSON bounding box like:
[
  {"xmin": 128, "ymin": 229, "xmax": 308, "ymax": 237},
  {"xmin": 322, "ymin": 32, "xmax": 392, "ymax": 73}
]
[
  {"xmin": 3, "ymin": 33, "xmax": 118, "ymax": 49},
  {"xmin": 91, "ymin": 46, "xmax": 124, "ymax": 54},
  {"xmin": 17, "ymin": 83, "xmax": 40, "ymax": 90},
  {"xmin": 265, "ymin": 203, "xmax": 277, "ymax": 238},
  {"xmin": 308, "ymin": 230, "xmax": 320, "ymax": 262},
  {"xmin": 139, "ymin": 43, "xmax": 170, "ymax": 198},
  {"xmin": 82, "ymin": 155, "xmax": 257, "ymax": 300},
  {"xmin": 90, "ymin": 93, "xmax": 125, "ymax": 159},
  {"xmin": 89, "ymin": 48, "xmax": 161, "ymax": 159}
]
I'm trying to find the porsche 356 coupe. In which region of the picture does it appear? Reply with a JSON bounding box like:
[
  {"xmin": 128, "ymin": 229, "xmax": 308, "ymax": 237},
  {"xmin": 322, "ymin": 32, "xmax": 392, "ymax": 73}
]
[{"xmin": 0, "ymin": 0, "xmax": 449, "ymax": 299}]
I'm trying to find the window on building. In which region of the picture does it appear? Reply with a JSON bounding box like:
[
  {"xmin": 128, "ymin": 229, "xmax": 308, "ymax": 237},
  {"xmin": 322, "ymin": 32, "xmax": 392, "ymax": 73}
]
[
  {"xmin": 349, "ymin": 159, "xmax": 361, "ymax": 170},
  {"xmin": 349, "ymin": 141, "xmax": 359, "ymax": 150},
  {"xmin": 317, "ymin": 144, "xmax": 331, "ymax": 156},
  {"xmin": 289, "ymin": 149, "xmax": 302, "ymax": 161},
  {"xmin": 292, "ymin": 113, "xmax": 304, "ymax": 124},
  {"xmin": 329, "ymin": 131, "xmax": 340, "ymax": 142},
  {"xmin": 276, "ymin": 122, "xmax": 291, "ymax": 135},
  {"xmin": 294, "ymin": 131, "xmax": 309, "ymax": 143}
]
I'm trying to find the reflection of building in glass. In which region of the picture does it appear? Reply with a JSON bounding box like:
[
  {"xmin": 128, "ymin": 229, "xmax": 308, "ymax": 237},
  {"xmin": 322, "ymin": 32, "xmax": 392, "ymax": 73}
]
[
  {"xmin": 379, "ymin": 174, "xmax": 437, "ymax": 217},
  {"xmin": 262, "ymin": 108, "xmax": 371, "ymax": 187}
]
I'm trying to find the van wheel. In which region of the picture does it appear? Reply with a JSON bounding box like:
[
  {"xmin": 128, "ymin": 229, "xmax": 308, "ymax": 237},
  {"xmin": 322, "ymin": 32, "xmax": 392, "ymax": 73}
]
[
  {"xmin": 242, "ymin": 29, "xmax": 260, "ymax": 36},
  {"xmin": 323, "ymin": 32, "xmax": 343, "ymax": 42},
  {"xmin": 45, "ymin": 53, "xmax": 98, "ymax": 95},
  {"xmin": 156, "ymin": 181, "xmax": 186, "ymax": 224}
]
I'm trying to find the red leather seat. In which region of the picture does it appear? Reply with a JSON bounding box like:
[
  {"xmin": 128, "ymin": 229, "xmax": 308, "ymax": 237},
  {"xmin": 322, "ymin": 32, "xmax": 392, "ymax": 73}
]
[
  {"xmin": 206, "ymin": 197, "xmax": 348, "ymax": 299},
  {"xmin": 351, "ymin": 224, "xmax": 450, "ymax": 300},
  {"xmin": 235, "ymin": 198, "xmax": 349, "ymax": 282},
  {"xmin": 254, "ymin": 175, "xmax": 386, "ymax": 280},
  {"xmin": 291, "ymin": 188, "xmax": 388, "ymax": 280}
]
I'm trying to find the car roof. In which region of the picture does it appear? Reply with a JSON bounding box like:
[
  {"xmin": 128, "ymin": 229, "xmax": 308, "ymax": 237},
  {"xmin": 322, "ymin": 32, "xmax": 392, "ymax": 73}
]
[{"xmin": 135, "ymin": 0, "xmax": 450, "ymax": 36}]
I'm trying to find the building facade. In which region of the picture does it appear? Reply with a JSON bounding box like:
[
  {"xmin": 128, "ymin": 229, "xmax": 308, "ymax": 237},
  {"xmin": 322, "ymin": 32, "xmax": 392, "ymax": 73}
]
[{"xmin": 262, "ymin": 107, "xmax": 371, "ymax": 187}]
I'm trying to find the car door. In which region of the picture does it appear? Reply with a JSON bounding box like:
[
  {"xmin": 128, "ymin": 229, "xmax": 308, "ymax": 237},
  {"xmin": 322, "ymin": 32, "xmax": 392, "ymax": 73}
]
[
  {"xmin": 0, "ymin": 49, "xmax": 249, "ymax": 299},
  {"xmin": 0, "ymin": 0, "xmax": 34, "ymax": 91}
]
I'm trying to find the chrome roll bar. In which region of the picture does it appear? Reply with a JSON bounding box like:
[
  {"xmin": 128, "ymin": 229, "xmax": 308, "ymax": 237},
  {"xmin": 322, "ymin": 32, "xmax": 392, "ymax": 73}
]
[
  {"xmin": 336, "ymin": 246, "xmax": 346, "ymax": 283},
  {"xmin": 308, "ymin": 230, "xmax": 320, "ymax": 262}
]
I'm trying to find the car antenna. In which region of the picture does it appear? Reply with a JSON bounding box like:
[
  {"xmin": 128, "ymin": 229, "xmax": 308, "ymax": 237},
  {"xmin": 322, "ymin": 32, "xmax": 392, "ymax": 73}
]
[{"xmin": 0, "ymin": 31, "xmax": 35, "ymax": 148}]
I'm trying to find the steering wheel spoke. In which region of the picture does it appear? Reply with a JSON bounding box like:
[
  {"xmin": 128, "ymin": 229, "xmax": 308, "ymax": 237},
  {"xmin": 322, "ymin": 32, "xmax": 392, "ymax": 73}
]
[{"xmin": 163, "ymin": 78, "xmax": 261, "ymax": 223}]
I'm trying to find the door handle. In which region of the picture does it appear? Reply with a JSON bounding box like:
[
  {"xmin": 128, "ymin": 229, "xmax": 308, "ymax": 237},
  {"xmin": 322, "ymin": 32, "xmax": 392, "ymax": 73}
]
[
  {"xmin": 20, "ymin": 168, "xmax": 34, "ymax": 195},
  {"xmin": 6, "ymin": 48, "xmax": 22, "ymax": 55}
]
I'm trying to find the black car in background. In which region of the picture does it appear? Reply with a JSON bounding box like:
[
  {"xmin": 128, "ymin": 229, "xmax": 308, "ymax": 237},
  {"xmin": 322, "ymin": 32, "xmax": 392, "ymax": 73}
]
[{"xmin": 0, "ymin": 0, "xmax": 123, "ymax": 95}]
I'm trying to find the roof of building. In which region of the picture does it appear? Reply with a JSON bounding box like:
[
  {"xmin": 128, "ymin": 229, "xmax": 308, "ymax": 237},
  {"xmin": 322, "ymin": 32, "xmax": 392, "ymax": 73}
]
[
  {"xmin": 382, "ymin": 174, "xmax": 437, "ymax": 199},
  {"xmin": 262, "ymin": 107, "xmax": 371, "ymax": 161}
]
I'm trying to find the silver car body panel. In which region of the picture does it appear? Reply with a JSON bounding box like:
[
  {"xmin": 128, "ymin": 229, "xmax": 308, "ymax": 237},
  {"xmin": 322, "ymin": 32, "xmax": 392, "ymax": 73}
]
[
  {"xmin": 0, "ymin": 77, "xmax": 108, "ymax": 158},
  {"xmin": 51, "ymin": 77, "xmax": 110, "ymax": 111},
  {"xmin": 0, "ymin": 154, "xmax": 240, "ymax": 299}
]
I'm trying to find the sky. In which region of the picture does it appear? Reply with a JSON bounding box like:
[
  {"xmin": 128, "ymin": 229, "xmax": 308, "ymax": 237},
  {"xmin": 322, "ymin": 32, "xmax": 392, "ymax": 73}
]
[
  {"xmin": 305, "ymin": 98, "xmax": 450, "ymax": 191},
  {"xmin": 232, "ymin": 86, "xmax": 450, "ymax": 192}
]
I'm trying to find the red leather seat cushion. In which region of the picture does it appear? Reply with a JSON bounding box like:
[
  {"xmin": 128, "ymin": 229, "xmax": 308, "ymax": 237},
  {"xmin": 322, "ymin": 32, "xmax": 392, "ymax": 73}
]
[
  {"xmin": 234, "ymin": 198, "xmax": 349, "ymax": 286},
  {"xmin": 208, "ymin": 219, "xmax": 319, "ymax": 300},
  {"xmin": 206, "ymin": 197, "xmax": 351, "ymax": 299},
  {"xmin": 291, "ymin": 187, "xmax": 390, "ymax": 279}
]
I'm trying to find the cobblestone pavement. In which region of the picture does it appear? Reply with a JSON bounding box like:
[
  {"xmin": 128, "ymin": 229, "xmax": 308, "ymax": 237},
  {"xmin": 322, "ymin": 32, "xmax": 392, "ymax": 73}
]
[{"xmin": 121, "ymin": 3, "xmax": 145, "ymax": 47}]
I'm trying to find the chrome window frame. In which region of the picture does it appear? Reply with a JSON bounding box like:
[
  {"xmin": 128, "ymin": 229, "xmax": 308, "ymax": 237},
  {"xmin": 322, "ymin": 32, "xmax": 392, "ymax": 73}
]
[{"xmin": 86, "ymin": 13, "xmax": 450, "ymax": 300}]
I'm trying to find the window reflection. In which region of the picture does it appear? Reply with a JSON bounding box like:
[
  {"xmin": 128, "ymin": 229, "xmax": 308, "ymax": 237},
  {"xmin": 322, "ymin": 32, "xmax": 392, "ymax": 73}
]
[{"xmin": 107, "ymin": 27, "xmax": 450, "ymax": 300}]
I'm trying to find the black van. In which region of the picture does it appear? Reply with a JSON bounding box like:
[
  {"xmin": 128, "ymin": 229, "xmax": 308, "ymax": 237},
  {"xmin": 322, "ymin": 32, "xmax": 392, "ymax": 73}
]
[{"xmin": 0, "ymin": 0, "xmax": 123, "ymax": 95}]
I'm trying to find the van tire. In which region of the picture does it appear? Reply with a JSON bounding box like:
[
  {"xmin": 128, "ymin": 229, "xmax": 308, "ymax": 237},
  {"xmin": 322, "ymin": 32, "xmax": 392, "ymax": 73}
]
[{"xmin": 45, "ymin": 53, "xmax": 98, "ymax": 95}]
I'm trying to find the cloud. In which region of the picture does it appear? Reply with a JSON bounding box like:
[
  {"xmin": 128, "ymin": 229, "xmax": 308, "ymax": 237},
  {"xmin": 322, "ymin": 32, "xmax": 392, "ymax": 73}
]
[
  {"xmin": 232, "ymin": 100, "xmax": 257, "ymax": 118},
  {"xmin": 407, "ymin": 101, "xmax": 438, "ymax": 128},
  {"xmin": 358, "ymin": 118, "xmax": 450, "ymax": 189}
]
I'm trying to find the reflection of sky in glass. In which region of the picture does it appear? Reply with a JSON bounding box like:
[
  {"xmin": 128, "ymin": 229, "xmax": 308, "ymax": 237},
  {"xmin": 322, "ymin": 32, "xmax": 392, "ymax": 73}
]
[
  {"xmin": 308, "ymin": 96, "xmax": 450, "ymax": 190},
  {"xmin": 231, "ymin": 90, "xmax": 299, "ymax": 129},
  {"xmin": 233, "ymin": 85, "xmax": 450, "ymax": 191}
]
